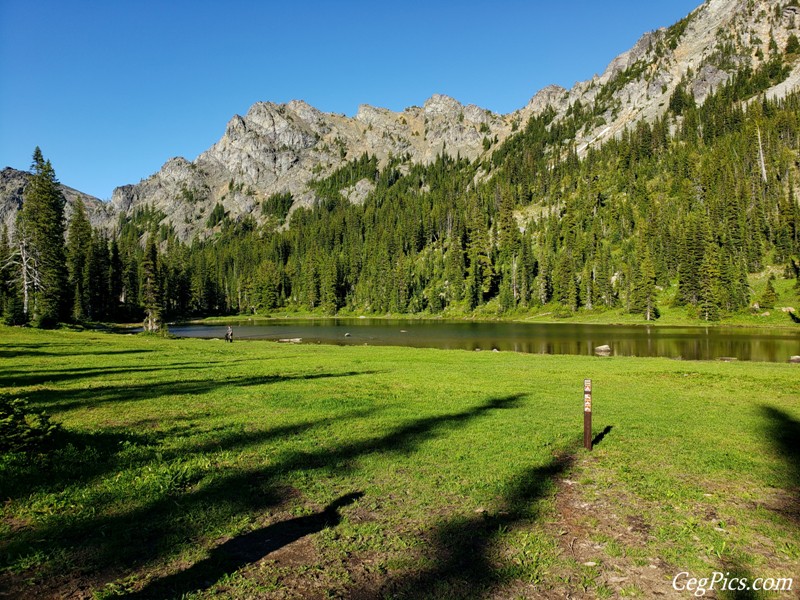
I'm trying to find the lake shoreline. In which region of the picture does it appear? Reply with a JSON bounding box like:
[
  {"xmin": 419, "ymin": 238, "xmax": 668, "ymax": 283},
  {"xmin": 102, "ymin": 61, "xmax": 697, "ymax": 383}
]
[
  {"xmin": 2, "ymin": 327, "xmax": 798, "ymax": 599},
  {"xmin": 160, "ymin": 318, "xmax": 800, "ymax": 363},
  {"xmin": 184, "ymin": 311, "xmax": 800, "ymax": 331}
]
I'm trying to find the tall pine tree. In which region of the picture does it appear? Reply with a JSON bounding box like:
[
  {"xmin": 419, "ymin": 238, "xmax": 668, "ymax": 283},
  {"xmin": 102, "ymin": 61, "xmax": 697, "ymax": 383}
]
[
  {"xmin": 66, "ymin": 197, "xmax": 92, "ymax": 321},
  {"xmin": 141, "ymin": 237, "xmax": 163, "ymax": 332},
  {"xmin": 18, "ymin": 148, "xmax": 68, "ymax": 327}
]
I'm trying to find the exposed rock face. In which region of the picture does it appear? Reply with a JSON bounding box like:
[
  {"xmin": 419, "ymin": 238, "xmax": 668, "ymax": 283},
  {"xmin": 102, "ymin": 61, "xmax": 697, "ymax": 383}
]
[
  {"xmin": 516, "ymin": 0, "xmax": 798, "ymax": 153},
  {"xmin": 340, "ymin": 179, "xmax": 375, "ymax": 206},
  {"xmin": 0, "ymin": 169, "xmax": 26, "ymax": 232},
  {"xmin": 109, "ymin": 91, "xmax": 512, "ymax": 240},
  {"xmin": 0, "ymin": 167, "xmax": 109, "ymax": 235},
  {"xmin": 3, "ymin": 0, "xmax": 798, "ymax": 241}
]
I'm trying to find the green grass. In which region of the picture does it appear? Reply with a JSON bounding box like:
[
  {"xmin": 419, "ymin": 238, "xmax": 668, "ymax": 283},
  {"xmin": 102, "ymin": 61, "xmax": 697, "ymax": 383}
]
[{"xmin": 0, "ymin": 326, "xmax": 798, "ymax": 598}]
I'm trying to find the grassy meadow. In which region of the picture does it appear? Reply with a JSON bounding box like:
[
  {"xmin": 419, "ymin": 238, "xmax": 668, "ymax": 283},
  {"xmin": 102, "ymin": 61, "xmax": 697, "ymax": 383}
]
[{"xmin": 0, "ymin": 326, "xmax": 798, "ymax": 598}]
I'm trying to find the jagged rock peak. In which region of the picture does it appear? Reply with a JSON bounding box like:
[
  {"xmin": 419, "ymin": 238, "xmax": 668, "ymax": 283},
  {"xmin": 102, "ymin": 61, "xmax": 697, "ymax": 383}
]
[
  {"xmin": 286, "ymin": 99, "xmax": 323, "ymax": 123},
  {"xmin": 525, "ymin": 85, "xmax": 567, "ymax": 113},
  {"xmin": 88, "ymin": 0, "xmax": 800, "ymax": 244},
  {"xmin": 225, "ymin": 114, "xmax": 247, "ymax": 136},
  {"xmin": 423, "ymin": 94, "xmax": 464, "ymax": 117},
  {"xmin": 598, "ymin": 30, "xmax": 661, "ymax": 85},
  {"xmin": 355, "ymin": 104, "xmax": 396, "ymax": 125}
]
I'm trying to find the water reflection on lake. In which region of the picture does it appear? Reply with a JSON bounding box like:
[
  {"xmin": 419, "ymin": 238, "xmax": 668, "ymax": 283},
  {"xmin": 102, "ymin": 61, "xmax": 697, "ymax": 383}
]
[{"xmin": 165, "ymin": 319, "xmax": 800, "ymax": 363}]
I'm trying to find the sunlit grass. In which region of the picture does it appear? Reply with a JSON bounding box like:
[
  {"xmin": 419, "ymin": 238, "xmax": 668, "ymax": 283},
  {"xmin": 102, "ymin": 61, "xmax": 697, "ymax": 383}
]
[{"xmin": 0, "ymin": 326, "xmax": 798, "ymax": 598}]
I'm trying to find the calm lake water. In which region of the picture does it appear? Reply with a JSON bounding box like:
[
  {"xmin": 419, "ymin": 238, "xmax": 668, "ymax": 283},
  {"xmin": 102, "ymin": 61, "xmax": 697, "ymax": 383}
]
[{"xmin": 167, "ymin": 319, "xmax": 800, "ymax": 363}]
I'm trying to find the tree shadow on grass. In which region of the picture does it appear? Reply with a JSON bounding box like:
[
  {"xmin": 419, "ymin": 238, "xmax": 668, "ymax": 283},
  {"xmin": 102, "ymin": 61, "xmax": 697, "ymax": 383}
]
[
  {"xmin": 22, "ymin": 370, "xmax": 383, "ymax": 413},
  {"xmin": 0, "ymin": 346, "xmax": 154, "ymax": 359},
  {"xmin": 760, "ymin": 406, "xmax": 800, "ymax": 522},
  {"xmin": 273, "ymin": 394, "xmax": 526, "ymax": 473},
  {"xmin": 2, "ymin": 395, "xmax": 524, "ymax": 597},
  {"xmin": 0, "ymin": 414, "xmax": 377, "ymax": 503},
  {"xmin": 377, "ymin": 448, "xmax": 577, "ymax": 599},
  {"xmin": 717, "ymin": 559, "xmax": 759, "ymax": 600},
  {"xmin": 122, "ymin": 492, "xmax": 365, "ymax": 599},
  {"xmin": 0, "ymin": 360, "xmax": 229, "ymax": 388}
]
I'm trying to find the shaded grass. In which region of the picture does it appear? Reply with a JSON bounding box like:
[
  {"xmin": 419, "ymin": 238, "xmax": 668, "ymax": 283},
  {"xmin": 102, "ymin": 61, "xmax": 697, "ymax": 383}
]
[{"xmin": 0, "ymin": 326, "xmax": 798, "ymax": 598}]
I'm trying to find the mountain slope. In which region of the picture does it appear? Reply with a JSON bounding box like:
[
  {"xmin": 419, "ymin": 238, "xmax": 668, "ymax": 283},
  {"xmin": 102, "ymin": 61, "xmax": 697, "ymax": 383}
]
[
  {"xmin": 109, "ymin": 95, "xmax": 513, "ymax": 239},
  {"xmin": 106, "ymin": 0, "xmax": 800, "ymax": 241},
  {"xmin": 0, "ymin": 167, "xmax": 109, "ymax": 233},
  {"xmin": 2, "ymin": 0, "xmax": 798, "ymax": 243},
  {"xmin": 517, "ymin": 0, "xmax": 800, "ymax": 152}
]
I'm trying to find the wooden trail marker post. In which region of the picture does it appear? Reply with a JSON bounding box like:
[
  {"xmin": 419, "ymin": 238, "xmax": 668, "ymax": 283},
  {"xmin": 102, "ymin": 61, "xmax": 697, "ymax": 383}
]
[{"xmin": 583, "ymin": 379, "xmax": 592, "ymax": 450}]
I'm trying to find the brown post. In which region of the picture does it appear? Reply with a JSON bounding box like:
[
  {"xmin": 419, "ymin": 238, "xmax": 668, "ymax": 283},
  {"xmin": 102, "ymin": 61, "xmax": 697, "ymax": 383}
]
[{"xmin": 583, "ymin": 379, "xmax": 592, "ymax": 450}]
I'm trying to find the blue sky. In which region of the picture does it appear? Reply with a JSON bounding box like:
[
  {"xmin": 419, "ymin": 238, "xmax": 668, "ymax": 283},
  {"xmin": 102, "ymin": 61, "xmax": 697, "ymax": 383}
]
[{"xmin": 0, "ymin": 0, "xmax": 701, "ymax": 200}]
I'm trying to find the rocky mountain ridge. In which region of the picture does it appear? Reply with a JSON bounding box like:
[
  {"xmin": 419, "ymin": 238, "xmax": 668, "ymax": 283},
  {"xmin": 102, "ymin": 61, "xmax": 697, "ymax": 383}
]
[
  {"xmin": 4, "ymin": 0, "xmax": 800, "ymax": 241},
  {"xmin": 0, "ymin": 167, "xmax": 110, "ymax": 234},
  {"xmin": 108, "ymin": 93, "xmax": 514, "ymax": 239}
]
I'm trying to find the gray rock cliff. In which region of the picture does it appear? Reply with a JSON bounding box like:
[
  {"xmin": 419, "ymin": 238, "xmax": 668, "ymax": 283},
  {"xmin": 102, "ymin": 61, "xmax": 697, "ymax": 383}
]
[
  {"xmin": 0, "ymin": 167, "xmax": 110, "ymax": 236},
  {"xmin": 3, "ymin": 0, "xmax": 798, "ymax": 242}
]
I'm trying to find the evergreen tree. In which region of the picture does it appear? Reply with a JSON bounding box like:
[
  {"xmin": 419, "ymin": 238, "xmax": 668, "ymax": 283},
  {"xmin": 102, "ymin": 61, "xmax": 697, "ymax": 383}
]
[
  {"xmin": 786, "ymin": 33, "xmax": 799, "ymax": 55},
  {"xmin": 254, "ymin": 260, "xmax": 280, "ymax": 312},
  {"xmin": 121, "ymin": 243, "xmax": 140, "ymax": 318},
  {"xmin": 465, "ymin": 254, "xmax": 482, "ymax": 310},
  {"xmin": 66, "ymin": 198, "xmax": 92, "ymax": 321},
  {"xmin": 0, "ymin": 225, "xmax": 25, "ymax": 325},
  {"xmin": 581, "ymin": 263, "xmax": 593, "ymax": 311},
  {"xmin": 443, "ymin": 239, "xmax": 465, "ymax": 304},
  {"xmin": 698, "ymin": 244, "xmax": 722, "ymax": 321},
  {"xmin": 536, "ymin": 252, "xmax": 553, "ymax": 306},
  {"xmin": 141, "ymin": 237, "xmax": 163, "ymax": 332},
  {"xmin": 759, "ymin": 274, "xmax": 779, "ymax": 309},
  {"xmin": 594, "ymin": 248, "xmax": 615, "ymax": 308},
  {"xmin": 85, "ymin": 231, "xmax": 111, "ymax": 320},
  {"xmin": 301, "ymin": 253, "xmax": 321, "ymax": 310},
  {"xmin": 108, "ymin": 238, "xmax": 124, "ymax": 318},
  {"xmin": 517, "ymin": 237, "xmax": 536, "ymax": 308},
  {"xmin": 320, "ymin": 255, "xmax": 339, "ymax": 315},
  {"xmin": 630, "ymin": 249, "xmax": 659, "ymax": 320},
  {"xmin": 677, "ymin": 213, "xmax": 710, "ymax": 307},
  {"xmin": 552, "ymin": 251, "xmax": 578, "ymax": 311},
  {"xmin": 465, "ymin": 206, "xmax": 494, "ymax": 306},
  {"xmin": 18, "ymin": 148, "xmax": 68, "ymax": 327},
  {"xmin": 497, "ymin": 265, "xmax": 516, "ymax": 314},
  {"xmin": 0, "ymin": 225, "xmax": 10, "ymax": 318}
]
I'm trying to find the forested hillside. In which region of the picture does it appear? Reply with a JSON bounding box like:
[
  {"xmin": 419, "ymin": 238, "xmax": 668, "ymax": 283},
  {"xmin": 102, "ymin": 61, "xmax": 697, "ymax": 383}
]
[
  {"xmin": 2, "ymin": 34, "xmax": 800, "ymax": 327},
  {"xmin": 168, "ymin": 74, "xmax": 800, "ymax": 323}
]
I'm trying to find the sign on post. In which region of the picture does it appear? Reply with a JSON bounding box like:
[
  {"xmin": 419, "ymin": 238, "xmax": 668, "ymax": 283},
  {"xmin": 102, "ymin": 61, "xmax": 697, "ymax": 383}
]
[{"xmin": 584, "ymin": 379, "xmax": 592, "ymax": 450}]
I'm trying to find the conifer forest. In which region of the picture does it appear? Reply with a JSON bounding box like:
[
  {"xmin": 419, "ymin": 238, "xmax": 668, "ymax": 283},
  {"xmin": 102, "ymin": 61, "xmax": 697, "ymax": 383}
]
[{"xmin": 2, "ymin": 58, "xmax": 800, "ymax": 329}]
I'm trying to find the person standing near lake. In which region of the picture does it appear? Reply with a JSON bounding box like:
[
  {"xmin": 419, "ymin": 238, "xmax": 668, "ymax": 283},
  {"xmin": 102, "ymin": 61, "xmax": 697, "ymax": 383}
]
[{"xmin": 225, "ymin": 325, "xmax": 233, "ymax": 343}]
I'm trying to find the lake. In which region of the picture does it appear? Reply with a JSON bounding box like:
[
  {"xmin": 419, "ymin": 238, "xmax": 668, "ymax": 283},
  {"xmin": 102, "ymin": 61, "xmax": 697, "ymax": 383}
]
[{"xmin": 166, "ymin": 319, "xmax": 800, "ymax": 363}]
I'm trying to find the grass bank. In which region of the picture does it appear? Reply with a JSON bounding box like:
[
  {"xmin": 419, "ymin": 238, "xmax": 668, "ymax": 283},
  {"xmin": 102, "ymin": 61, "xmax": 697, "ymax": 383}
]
[{"xmin": 1, "ymin": 326, "xmax": 798, "ymax": 598}]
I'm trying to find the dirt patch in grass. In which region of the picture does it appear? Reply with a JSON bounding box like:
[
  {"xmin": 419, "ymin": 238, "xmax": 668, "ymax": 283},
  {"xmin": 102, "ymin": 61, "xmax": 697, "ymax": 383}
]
[
  {"xmin": 4, "ymin": 466, "xmax": 798, "ymax": 599},
  {"xmin": 546, "ymin": 473, "xmax": 676, "ymax": 598},
  {"xmin": 0, "ymin": 566, "xmax": 128, "ymax": 600},
  {"xmin": 1, "ymin": 512, "xmax": 30, "ymax": 534},
  {"xmin": 0, "ymin": 487, "xmax": 322, "ymax": 600},
  {"xmin": 543, "ymin": 456, "xmax": 800, "ymax": 599}
]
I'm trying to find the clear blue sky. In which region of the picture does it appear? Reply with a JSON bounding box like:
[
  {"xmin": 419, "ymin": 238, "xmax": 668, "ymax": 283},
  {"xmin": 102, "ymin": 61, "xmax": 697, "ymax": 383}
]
[{"xmin": 0, "ymin": 0, "xmax": 701, "ymax": 200}]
